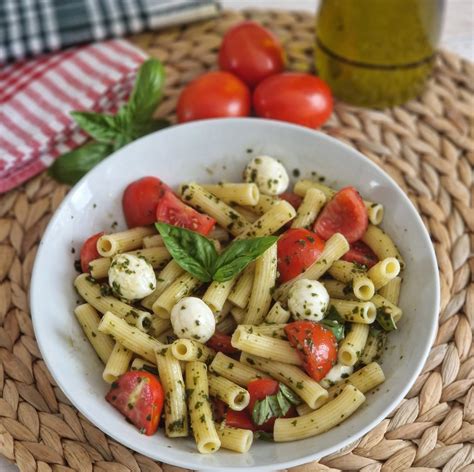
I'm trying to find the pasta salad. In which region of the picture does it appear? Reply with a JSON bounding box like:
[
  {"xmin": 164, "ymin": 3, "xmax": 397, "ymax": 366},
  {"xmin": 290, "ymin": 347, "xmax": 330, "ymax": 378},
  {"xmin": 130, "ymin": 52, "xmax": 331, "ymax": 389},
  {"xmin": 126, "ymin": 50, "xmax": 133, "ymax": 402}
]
[{"xmin": 74, "ymin": 155, "xmax": 404, "ymax": 454}]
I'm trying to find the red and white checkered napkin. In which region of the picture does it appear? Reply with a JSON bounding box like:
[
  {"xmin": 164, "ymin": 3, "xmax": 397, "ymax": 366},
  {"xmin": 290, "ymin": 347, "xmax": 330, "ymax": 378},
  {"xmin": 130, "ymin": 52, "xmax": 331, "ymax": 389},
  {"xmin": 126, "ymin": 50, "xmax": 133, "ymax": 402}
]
[{"xmin": 0, "ymin": 39, "xmax": 147, "ymax": 193}]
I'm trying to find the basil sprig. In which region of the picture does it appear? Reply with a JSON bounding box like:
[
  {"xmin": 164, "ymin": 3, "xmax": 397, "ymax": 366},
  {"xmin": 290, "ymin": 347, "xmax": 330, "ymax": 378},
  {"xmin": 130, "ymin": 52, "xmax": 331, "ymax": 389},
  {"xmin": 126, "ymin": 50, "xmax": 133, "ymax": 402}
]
[
  {"xmin": 49, "ymin": 58, "xmax": 169, "ymax": 185},
  {"xmin": 376, "ymin": 307, "xmax": 397, "ymax": 331},
  {"xmin": 156, "ymin": 222, "xmax": 277, "ymax": 283},
  {"xmin": 321, "ymin": 305, "xmax": 346, "ymax": 341},
  {"xmin": 252, "ymin": 383, "xmax": 301, "ymax": 426}
]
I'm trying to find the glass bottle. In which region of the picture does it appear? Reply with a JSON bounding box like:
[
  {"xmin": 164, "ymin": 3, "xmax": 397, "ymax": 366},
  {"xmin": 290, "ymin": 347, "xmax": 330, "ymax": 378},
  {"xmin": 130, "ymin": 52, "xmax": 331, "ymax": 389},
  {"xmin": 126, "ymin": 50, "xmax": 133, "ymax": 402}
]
[{"xmin": 315, "ymin": 0, "xmax": 445, "ymax": 108}]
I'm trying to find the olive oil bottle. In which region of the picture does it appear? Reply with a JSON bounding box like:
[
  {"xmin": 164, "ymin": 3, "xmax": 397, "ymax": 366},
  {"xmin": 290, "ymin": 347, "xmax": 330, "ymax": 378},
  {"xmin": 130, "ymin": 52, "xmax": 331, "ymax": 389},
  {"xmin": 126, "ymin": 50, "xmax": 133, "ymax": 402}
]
[{"xmin": 315, "ymin": 0, "xmax": 445, "ymax": 107}]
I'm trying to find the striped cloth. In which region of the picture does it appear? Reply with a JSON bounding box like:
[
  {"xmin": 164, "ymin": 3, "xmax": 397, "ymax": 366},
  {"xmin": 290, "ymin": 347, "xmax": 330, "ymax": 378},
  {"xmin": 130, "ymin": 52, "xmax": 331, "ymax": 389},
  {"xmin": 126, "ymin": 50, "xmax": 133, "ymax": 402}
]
[
  {"xmin": 0, "ymin": 0, "xmax": 219, "ymax": 63},
  {"xmin": 0, "ymin": 39, "xmax": 148, "ymax": 193}
]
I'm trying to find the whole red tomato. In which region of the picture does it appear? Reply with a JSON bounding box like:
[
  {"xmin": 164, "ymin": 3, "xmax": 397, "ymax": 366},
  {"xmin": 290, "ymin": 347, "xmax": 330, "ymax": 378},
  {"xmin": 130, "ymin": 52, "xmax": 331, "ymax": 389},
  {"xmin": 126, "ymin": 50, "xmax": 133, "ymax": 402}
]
[
  {"xmin": 253, "ymin": 72, "xmax": 333, "ymax": 128},
  {"xmin": 177, "ymin": 71, "xmax": 251, "ymax": 123},
  {"xmin": 219, "ymin": 21, "xmax": 285, "ymax": 88}
]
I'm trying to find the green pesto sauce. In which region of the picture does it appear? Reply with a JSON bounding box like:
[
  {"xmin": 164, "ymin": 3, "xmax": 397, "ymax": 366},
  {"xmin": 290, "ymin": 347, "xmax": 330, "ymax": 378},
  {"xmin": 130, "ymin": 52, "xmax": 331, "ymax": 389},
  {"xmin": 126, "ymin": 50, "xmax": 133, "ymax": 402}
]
[{"xmin": 315, "ymin": 0, "xmax": 444, "ymax": 107}]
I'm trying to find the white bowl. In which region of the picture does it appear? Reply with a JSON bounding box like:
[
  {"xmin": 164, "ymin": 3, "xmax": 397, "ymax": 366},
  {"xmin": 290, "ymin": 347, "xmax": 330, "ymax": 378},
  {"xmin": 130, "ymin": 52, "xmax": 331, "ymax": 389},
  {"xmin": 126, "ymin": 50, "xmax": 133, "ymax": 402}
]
[{"xmin": 31, "ymin": 118, "xmax": 439, "ymax": 471}]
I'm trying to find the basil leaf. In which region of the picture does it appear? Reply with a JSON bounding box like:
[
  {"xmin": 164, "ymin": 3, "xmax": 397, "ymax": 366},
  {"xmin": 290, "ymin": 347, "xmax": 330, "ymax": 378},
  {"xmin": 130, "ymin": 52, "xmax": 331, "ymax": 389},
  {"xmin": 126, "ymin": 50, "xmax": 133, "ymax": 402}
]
[
  {"xmin": 252, "ymin": 397, "xmax": 272, "ymax": 426},
  {"xmin": 48, "ymin": 141, "xmax": 112, "ymax": 185},
  {"xmin": 320, "ymin": 319, "xmax": 345, "ymax": 341},
  {"xmin": 276, "ymin": 390, "xmax": 290, "ymax": 416},
  {"xmin": 71, "ymin": 111, "xmax": 119, "ymax": 144},
  {"xmin": 155, "ymin": 223, "xmax": 217, "ymax": 282},
  {"xmin": 130, "ymin": 118, "xmax": 170, "ymax": 140},
  {"xmin": 127, "ymin": 58, "xmax": 165, "ymax": 123},
  {"xmin": 325, "ymin": 305, "xmax": 345, "ymax": 323},
  {"xmin": 255, "ymin": 431, "xmax": 274, "ymax": 441},
  {"xmin": 213, "ymin": 236, "xmax": 278, "ymax": 282},
  {"xmin": 376, "ymin": 307, "xmax": 397, "ymax": 331},
  {"xmin": 278, "ymin": 383, "xmax": 301, "ymax": 405}
]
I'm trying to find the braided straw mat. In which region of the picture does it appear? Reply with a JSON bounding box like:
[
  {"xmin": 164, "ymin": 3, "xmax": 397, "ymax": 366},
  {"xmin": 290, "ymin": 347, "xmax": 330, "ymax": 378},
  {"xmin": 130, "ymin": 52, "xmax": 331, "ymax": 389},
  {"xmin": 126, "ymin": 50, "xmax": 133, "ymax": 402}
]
[{"xmin": 0, "ymin": 9, "xmax": 472, "ymax": 472}]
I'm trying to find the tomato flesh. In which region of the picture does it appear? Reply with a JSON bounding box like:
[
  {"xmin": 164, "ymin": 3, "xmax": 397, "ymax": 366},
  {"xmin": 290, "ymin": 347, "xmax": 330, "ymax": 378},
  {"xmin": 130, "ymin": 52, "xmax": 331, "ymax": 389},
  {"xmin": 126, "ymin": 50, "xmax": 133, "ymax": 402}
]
[
  {"xmin": 226, "ymin": 409, "xmax": 256, "ymax": 431},
  {"xmin": 342, "ymin": 240, "xmax": 378, "ymax": 268},
  {"xmin": 106, "ymin": 371, "xmax": 164, "ymax": 435},
  {"xmin": 219, "ymin": 21, "xmax": 285, "ymax": 88},
  {"xmin": 314, "ymin": 186, "xmax": 368, "ymax": 244},
  {"xmin": 122, "ymin": 177, "xmax": 171, "ymax": 228},
  {"xmin": 80, "ymin": 232, "xmax": 104, "ymax": 273},
  {"xmin": 277, "ymin": 228, "xmax": 325, "ymax": 283},
  {"xmin": 206, "ymin": 331, "xmax": 239, "ymax": 355},
  {"xmin": 279, "ymin": 192, "xmax": 302, "ymax": 210},
  {"xmin": 253, "ymin": 72, "xmax": 333, "ymax": 128},
  {"xmin": 285, "ymin": 321, "xmax": 338, "ymax": 382},
  {"xmin": 177, "ymin": 71, "xmax": 251, "ymax": 123},
  {"xmin": 155, "ymin": 192, "xmax": 215, "ymax": 235}
]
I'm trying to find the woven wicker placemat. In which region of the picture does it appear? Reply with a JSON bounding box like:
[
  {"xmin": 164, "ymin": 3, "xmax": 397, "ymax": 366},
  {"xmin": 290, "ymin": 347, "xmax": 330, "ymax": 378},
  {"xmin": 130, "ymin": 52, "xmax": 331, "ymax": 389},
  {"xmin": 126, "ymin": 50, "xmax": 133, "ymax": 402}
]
[{"xmin": 0, "ymin": 9, "xmax": 472, "ymax": 472}]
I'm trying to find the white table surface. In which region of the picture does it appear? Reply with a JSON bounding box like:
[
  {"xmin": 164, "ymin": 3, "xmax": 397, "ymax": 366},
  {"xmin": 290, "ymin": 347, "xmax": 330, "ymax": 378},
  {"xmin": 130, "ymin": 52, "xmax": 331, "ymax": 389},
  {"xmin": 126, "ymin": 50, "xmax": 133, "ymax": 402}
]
[{"xmin": 1, "ymin": 1, "xmax": 472, "ymax": 471}]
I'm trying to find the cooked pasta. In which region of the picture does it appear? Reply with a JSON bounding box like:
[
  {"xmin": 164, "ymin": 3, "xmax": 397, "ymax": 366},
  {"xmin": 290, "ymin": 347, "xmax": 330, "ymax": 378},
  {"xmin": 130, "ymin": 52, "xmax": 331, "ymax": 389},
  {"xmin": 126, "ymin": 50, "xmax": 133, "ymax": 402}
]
[
  {"xmin": 329, "ymin": 299, "xmax": 376, "ymax": 324},
  {"xmin": 102, "ymin": 342, "xmax": 133, "ymax": 383},
  {"xmin": 216, "ymin": 423, "xmax": 253, "ymax": 453},
  {"xmin": 203, "ymin": 278, "xmax": 238, "ymax": 313},
  {"xmin": 208, "ymin": 373, "xmax": 250, "ymax": 411},
  {"xmin": 97, "ymin": 226, "xmax": 156, "ymax": 257},
  {"xmin": 378, "ymin": 276, "xmax": 402, "ymax": 304},
  {"xmin": 338, "ymin": 323, "xmax": 370, "ymax": 366},
  {"xmin": 227, "ymin": 263, "xmax": 255, "ymax": 309},
  {"xmin": 265, "ymin": 302, "xmax": 291, "ymax": 324},
  {"xmin": 291, "ymin": 188, "xmax": 326, "ymax": 228},
  {"xmin": 367, "ymin": 257, "xmax": 400, "ymax": 290},
  {"xmin": 171, "ymin": 339, "xmax": 216, "ymax": 363},
  {"xmin": 202, "ymin": 183, "xmax": 260, "ymax": 206},
  {"xmin": 362, "ymin": 224, "xmax": 405, "ymax": 268}
]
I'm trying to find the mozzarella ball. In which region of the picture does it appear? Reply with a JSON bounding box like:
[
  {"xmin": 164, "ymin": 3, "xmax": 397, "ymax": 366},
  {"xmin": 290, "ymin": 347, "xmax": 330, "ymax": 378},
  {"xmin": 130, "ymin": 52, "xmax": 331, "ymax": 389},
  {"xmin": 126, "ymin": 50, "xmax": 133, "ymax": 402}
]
[
  {"xmin": 170, "ymin": 297, "xmax": 215, "ymax": 343},
  {"xmin": 243, "ymin": 155, "xmax": 289, "ymax": 196},
  {"xmin": 287, "ymin": 279, "xmax": 330, "ymax": 322},
  {"xmin": 108, "ymin": 254, "xmax": 156, "ymax": 301},
  {"xmin": 320, "ymin": 364, "xmax": 354, "ymax": 389}
]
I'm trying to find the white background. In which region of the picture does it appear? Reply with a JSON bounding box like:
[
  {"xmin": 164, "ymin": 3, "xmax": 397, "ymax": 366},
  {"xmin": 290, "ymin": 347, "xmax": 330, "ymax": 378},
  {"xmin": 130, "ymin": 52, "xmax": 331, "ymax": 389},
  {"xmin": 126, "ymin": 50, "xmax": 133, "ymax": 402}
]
[{"xmin": 1, "ymin": 0, "xmax": 472, "ymax": 471}]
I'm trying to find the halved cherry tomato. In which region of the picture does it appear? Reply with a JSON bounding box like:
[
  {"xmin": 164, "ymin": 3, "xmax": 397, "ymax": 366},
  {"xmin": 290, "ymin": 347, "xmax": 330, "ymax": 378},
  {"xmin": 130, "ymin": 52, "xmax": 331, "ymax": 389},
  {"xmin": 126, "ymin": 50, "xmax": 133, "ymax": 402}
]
[
  {"xmin": 253, "ymin": 73, "xmax": 333, "ymax": 128},
  {"xmin": 342, "ymin": 240, "xmax": 378, "ymax": 268},
  {"xmin": 226, "ymin": 409, "xmax": 255, "ymax": 431},
  {"xmin": 277, "ymin": 228, "xmax": 325, "ymax": 283},
  {"xmin": 106, "ymin": 370, "xmax": 164, "ymax": 435},
  {"xmin": 177, "ymin": 71, "xmax": 251, "ymax": 123},
  {"xmin": 155, "ymin": 192, "xmax": 215, "ymax": 235},
  {"xmin": 285, "ymin": 321, "xmax": 337, "ymax": 382},
  {"xmin": 279, "ymin": 192, "xmax": 302, "ymax": 210},
  {"xmin": 314, "ymin": 186, "xmax": 368, "ymax": 243},
  {"xmin": 247, "ymin": 378, "xmax": 280, "ymax": 432},
  {"xmin": 219, "ymin": 21, "xmax": 285, "ymax": 88},
  {"xmin": 80, "ymin": 232, "xmax": 104, "ymax": 273},
  {"xmin": 206, "ymin": 331, "xmax": 239, "ymax": 355},
  {"xmin": 122, "ymin": 177, "xmax": 172, "ymax": 228}
]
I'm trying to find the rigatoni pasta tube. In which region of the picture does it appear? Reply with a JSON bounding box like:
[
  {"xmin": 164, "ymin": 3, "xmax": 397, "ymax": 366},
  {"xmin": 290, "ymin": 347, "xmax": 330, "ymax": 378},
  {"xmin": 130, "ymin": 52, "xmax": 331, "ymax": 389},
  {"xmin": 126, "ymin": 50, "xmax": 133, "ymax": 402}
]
[
  {"xmin": 201, "ymin": 183, "xmax": 260, "ymax": 206},
  {"xmin": 74, "ymin": 273, "xmax": 152, "ymax": 331},
  {"xmin": 362, "ymin": 224, "xmax": 405, "ymax": 268},
  {"xmin": 185, "ymin": 362, "xmax": 221, "ymax": 453},
  {"xmin": 231, "ymin": 327, "xmax": 302, "ymax": 366},
  {"xmin": 181, "ymin": 183, "xmax": 249, "ymax": 236},
  {"xmin": 208, "ymin": 373, "xmax": 250, "ymax": 411},
  {"xmin": 329, "ymin": 299, "xmax": 376, "ymax": 324},
  {"xmin": 265, "ymin": 302, "xmax": 291, "ymax": 324},
  {"xmin": 97, "ymin": 226, "xmax": 156, "ymax": 257},
  {"xmin": 203, "ymin": 278, "xmax": 237, "ymax": 313},
  {"xmin": 152, "ymin": 273, "xmax": 202, "ymax": 317},
  {"xmin": 142, "ymin": 234, "xmax": 164, "ymax": 248},
  {"xmin": 102, "ymin": 342, "xmax": 133, "ymax": 383},
  {"xmin": 371, "ymin": 294, "xmax": 403, "ymax": 322},
  {"xmin": 250, "ymin": 194, "xmax": 279, "ymax": 215},
  {"xmin": 240, "ymin": 353, "xmax": 327, "ymax": 409},
  {"xmin": 367, "ymin": 257, "xmax": 400, "ymax": 290},
  {"xmin": 98, "ymin": 312, "xmax": 166, "ymax": 363},
  {"xmin": 228, "ymin": 263, "xmax": 254, "ymax": 309},
  {"xmin": 294, "ymin": 180, "xmax": 384, "ymax": 225},
  {"xmin": 90, "ymin": 247, "xmax": 171, "ymax": 279},
  {"xmin": 142, "ymin": 260, "xmax": 184, "ymax": 311},
  {"xmin": 240, "ymin": 324, "xmax": 287, "ymax": 339},
  {"xmin": 297, "ymin": 361, "xmax": 385, "ymax": 414},
  {"xmin": 243, "ymin": 243, "xmax": 277, "ymax": 325},
  {"xmin": 273, "ymin": 385, "xmax": 365, "ymax": 442},
  {"xmin": 378, "ymin": 276, "xmax": 401, "ymax": 305},
  {"xmin": 209, "ymin": 352, "xmax": 269, "ymax": 387},
  {"xmin": 74, "ymin": 304, "xmax": 114, "ymax": 364},
  {"xmin": 214, "ymin": 300, "xmax": 232, "ymax": 324},
  {"xmin": 156, "ymin": 348, "xmax": 188, "ymax": 438},
  {"xmin": 322, "ymin": 279, "xmax": 355, "ymax": 300},
  {"xmin": 328, "ymin": 261, "xmax": 375, "ymax": 301},
  {"xmin": 291, "ymin": 188, "xmax": 326, "ymax": 229},
  {"xmin": 216, "ymin": 424, "xmax": 253, "ymax": 453},
  {"xmin": 360, "ymin": 330, "xmax": 386, "ymax": 366},
  {"xmin": 338, "ymin": 323, "xmax": 369, "ymax": 366},
  {"xmin": 274, "ymin": 233, "xmax": 349, "ymax": 302},
  {"xmin": 216, "ymin": 315, "xmax": 237, "ymax": 335},
  {"xmin": 171, "ymin": 339, "xmax": 216, "ymax": 363}
]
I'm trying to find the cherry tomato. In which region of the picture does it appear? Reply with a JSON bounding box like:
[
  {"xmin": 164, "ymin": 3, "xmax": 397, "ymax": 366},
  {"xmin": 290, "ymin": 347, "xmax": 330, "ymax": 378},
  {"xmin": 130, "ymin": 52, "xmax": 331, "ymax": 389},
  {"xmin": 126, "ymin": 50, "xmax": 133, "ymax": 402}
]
[
  {"xmin": 177, "ymin": 71, "xmax": 251, "ymax": 123},
  {"xmin": 219, "ymin": 21, "xmax": 285, "ymax": 88},
  {"xmin": 155, "ymin": 191, "xmax": 215, "ymax": 235},
  {"xmin": 342, "ymin": 240, "xmax": 378, "ymax": 268},
  {"xmin": 253, "ymin": 72, "xmax": 333, "ymax": 128},
  {"xmin": 285, "ymin": 321, "xmax": 337, "ymax": 382},
  {"xmin": 279, "ymin": 192, "xmax": 302, "ymax": 210},
  {"xmin": 277, "ymin": 228, "xmax": 325, "ymax": 283},
  {"xmin": 314, "ymin": 186, "xmax": 368, "ymax": 243},
  {"xmin": 122, "ymin": 177, "xmax": 172, "ymax": 228},
  {"xmin": 106, "ymin": 370, "xmax": 164, "ymax": 435},
  {"xmin": 211, "ymin": 398, "xmax": 228, "ymax": 422},
  {"xmin": 80, "ymin": 232, "xmax": 104, "ymax": 273},
  {"xmin": 226, "ymin": 409, "xmax": 255, "ymax": 431},
  {"xmin": 206, "ymin": 331, "xmax": 239, "ymax": 355}
]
